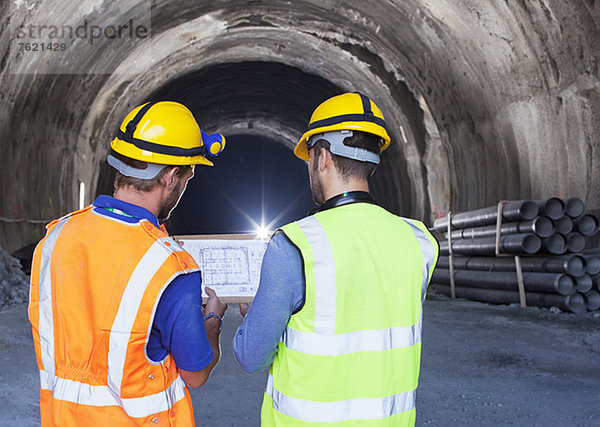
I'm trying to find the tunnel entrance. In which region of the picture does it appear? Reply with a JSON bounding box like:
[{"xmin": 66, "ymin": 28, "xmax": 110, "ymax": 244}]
[
  {"xmin": 5, "ymin": 1, "xmax": 600, "ymax": 255},
  {"xmin": 95, "ymin": 134, "xmax": 314, "ymax": 235},
  {"xmin": 95, "ymin": 61, "xmax": 344, "ymax": 234},
  {"xmin": 168, "ymin": 134, "xmax": 314, "ymax": 235},
  {"xmin": 93, "ymin": 60, "xmax": 419, "ymax": 234},
  {"xmin": 144, "ymin": 60, "xmax": 345, "ymax": 146}
]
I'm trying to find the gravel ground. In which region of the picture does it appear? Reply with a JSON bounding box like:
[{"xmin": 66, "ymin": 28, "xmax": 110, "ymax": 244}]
[{"xmin": 1, "ymin": 294, "xmax": 598, "ymax": 426}]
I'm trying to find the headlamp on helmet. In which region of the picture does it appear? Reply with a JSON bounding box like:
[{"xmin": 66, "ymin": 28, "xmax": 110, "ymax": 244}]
[{"xmin": 109, "ymin": 101, "xmax": 226, "ymax": 168}]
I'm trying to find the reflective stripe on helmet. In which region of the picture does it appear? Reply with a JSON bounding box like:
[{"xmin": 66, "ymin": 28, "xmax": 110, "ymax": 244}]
[
  {"xmin": 123, "ymin": 101, "xmax": 158, "ymax": 138},
  {"xmin": 117, "ymin": 101, "xmax": 207, "ymax": 157},
  {"xmin": 307, "ymin": 92, "xmax": 387, "ymax": 131}
]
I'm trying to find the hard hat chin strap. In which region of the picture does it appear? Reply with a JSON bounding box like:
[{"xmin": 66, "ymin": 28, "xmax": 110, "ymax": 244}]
[{"xmin": 307, "ymin": 130, "xmax": 381, "ymax": 164}]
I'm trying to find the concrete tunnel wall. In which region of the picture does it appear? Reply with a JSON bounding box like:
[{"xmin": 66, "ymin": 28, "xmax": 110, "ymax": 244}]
[{"xmin": 1, "ymin": 0, "xmax": 599, "ymax": 253}]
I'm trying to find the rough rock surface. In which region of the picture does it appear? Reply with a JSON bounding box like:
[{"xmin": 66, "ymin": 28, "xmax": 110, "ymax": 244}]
[
  {"xmin": 0, "ymin": 245, "xmax": 29, "ymax": 310},
  {"xmin": 1, "ymin": 1, "xmax": 599, "ymax": 252}
]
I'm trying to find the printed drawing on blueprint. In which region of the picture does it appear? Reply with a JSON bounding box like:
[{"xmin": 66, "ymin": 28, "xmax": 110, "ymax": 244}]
[{"xmin": 179, "ymin": 237, "xmax": 269, "ymax": 299}]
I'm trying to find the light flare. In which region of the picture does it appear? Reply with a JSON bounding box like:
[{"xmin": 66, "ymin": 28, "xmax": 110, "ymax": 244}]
[{"xmin": 255, "ymin": 225, "xmax": 270, "ymax": 240}]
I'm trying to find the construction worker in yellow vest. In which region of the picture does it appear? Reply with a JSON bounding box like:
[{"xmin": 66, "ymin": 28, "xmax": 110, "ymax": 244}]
[
  {"xmin": 29, "ymin": 101, "xmax": 228, "ymax": 425},
  {"xmin": 233, "ymin": 92, "xmax": 439, "ymax": 426}
]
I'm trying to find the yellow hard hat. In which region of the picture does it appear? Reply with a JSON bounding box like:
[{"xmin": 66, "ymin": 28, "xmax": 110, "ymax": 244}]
[
  {"xmin": 295, "ymin": 92, "xmax": 391, "ymax": 161},
  {"xmin": 110, "ymin": 101, "xmax": 225, "ymax": 166}
]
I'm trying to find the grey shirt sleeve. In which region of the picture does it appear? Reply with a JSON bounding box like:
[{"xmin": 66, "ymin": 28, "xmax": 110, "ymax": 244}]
[{"xmin": 232, "ymin": 231, "xmax": 304, "ymax": 373}]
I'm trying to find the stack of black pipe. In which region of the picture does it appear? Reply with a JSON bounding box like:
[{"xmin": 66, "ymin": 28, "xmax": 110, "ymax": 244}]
[{"xmin": 431, "ymin": 197, "xmax": 600, "ymax": 313}]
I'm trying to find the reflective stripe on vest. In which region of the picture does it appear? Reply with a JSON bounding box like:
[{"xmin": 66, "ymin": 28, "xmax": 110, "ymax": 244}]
[
  {"xmin": 282, "ymin": 321, "xmax": 421, "ymax": 355},
  {"xmin": 39, "ymin": 371, "xmax": 186, "ymax": 418},
  {"xmin": 266, "ymin": 205, "xmax": 438, "ymax": 424},
  {"xmin": 35, "ymin": 216, "xmax": 188, "ymax": 418},
  {"xmin": 299, "ymin": 216, "xmax": 337, "ymax": 334},
  {"xmin": 266, "ymin": 373, "xmax": 415, "ymax": 423},
  {"xmin": 401, "ymin": 217, "xmax": 440, "ymax": 301},
  {"xmin": 37, "ymin": 217, "xmax": 69, "ymax": 379}
]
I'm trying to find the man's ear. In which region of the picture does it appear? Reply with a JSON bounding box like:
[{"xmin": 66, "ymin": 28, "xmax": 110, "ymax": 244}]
[
  {"xmin": 319, "ymin": 147, "xmax": 331, "ymax": 171},
  {"xmin": 160, "ymin": 166, "xmax": 179, "ymax": 188}
]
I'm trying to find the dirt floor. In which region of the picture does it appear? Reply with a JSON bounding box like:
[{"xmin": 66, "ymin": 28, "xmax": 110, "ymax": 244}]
[{"xmin": 1, "ymin": 294, "xmax": 599, "ymax": 426}]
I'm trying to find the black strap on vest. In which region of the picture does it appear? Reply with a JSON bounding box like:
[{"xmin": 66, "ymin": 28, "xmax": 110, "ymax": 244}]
[
  {"xmin": 309, "ymin": 191, "xmax": 377, "ymax": 215},
  {"xmin": 307, "ymin": 92, "xmax": 386, "ymax": 131},
  {"xmin": 116, "ymin": 101, "xmax": 207, "ymax": 157}
]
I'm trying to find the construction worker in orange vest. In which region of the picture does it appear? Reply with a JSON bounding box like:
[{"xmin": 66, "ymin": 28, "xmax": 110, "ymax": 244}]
[{"xmin": 29, "ymin": 101, "xmax": 228, "ymax": 425}]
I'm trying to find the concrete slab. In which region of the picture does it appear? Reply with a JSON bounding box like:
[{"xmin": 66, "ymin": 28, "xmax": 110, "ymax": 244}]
[{"xmin": 1, "ymin": 296, "xmax": 599, "ymax": 426}]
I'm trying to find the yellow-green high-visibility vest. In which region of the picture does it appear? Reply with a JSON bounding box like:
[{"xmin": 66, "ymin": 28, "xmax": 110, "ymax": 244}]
[{"xmin": 261, "ymin": 202, "xmax": 439, "ymax": 426}]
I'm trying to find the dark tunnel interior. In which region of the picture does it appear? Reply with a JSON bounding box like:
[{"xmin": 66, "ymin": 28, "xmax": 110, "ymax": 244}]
[
  {"xmin": 96, "ymin": 61, "xmax": 378, "ymax": 234},
  {"xmin": 95, "ymin": 134, "xmax": 316, "ymax": 235},
  {"xmin": 168, "ymin": 134, "xmax": 315, "ymax": 235},
  {"xmin": 144, "ymin": 61, "xmax": 343, "ymax": 137}
]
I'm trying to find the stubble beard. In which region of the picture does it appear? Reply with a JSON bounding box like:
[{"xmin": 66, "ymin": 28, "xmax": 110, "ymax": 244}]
[
  {"xmin": 309, "ymin": 160, "xmax": 325, "ymax": 205},
  {"xmin": 158, "ymin": 179, "xmax": 183, "ymax": 222}
]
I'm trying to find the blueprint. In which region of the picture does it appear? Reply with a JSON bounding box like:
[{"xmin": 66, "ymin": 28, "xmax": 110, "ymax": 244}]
[{"xmin": 179, "ymin": 236, "xmax": 269, "ymax": 300}]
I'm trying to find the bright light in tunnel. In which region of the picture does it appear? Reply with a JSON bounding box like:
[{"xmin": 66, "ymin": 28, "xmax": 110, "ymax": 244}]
[
  {"xmin": 165, "ymin": 134, "xmax": 315, "ymax": 235},
  {"xmin": 255, "ymin": 225, "xmax": 271, "ymax": 240}
]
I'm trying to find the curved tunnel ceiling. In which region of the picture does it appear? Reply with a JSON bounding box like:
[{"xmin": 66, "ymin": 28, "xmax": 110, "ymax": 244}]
[
  {"xmin": 1, "ymin": 0, "xmax": 599, "ymax": 252},
  {"xmin": 95, "ymin": 61, "xmax": 345, "ymax": 203},
  {"xmin": 147, "ymin": 61, "xmax": 343, "ymax": 152}
]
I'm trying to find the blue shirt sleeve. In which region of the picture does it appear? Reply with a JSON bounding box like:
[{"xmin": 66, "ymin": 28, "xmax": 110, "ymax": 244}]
[
  {"xmin": 232, "ymin": 231, "xmax": 305, "ymax": 373},
  {"xmin": 147, "ymin": 271, "xmax": 214, "ymax": 371}
]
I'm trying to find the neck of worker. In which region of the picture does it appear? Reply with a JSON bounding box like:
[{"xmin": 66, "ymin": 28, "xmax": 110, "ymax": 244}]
[
  {"xmin": 113, "ymin": 186, "xmax": 163, "ymax": 219},
  {"xmin": 322, "ymin": 176, "xmax": 370, "ymax": 201},
  {"xmin": 315, "ymin": 146, "xmax": 372, "ymax": 202}
]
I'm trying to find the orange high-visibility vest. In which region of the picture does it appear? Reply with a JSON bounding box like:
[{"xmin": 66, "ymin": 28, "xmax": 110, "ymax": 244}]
[{"xmin": 29, "ymin": 205, "xmax": 200, "ymax": 426}]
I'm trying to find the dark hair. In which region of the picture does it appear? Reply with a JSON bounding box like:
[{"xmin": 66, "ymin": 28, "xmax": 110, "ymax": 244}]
[
  {"xmin": 111, "ymin": 151, "xmax": 187, "ymax": 192},
  {"xmin": 311, "ymin": 130, "xmax": 381, "ymax": 180}
]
